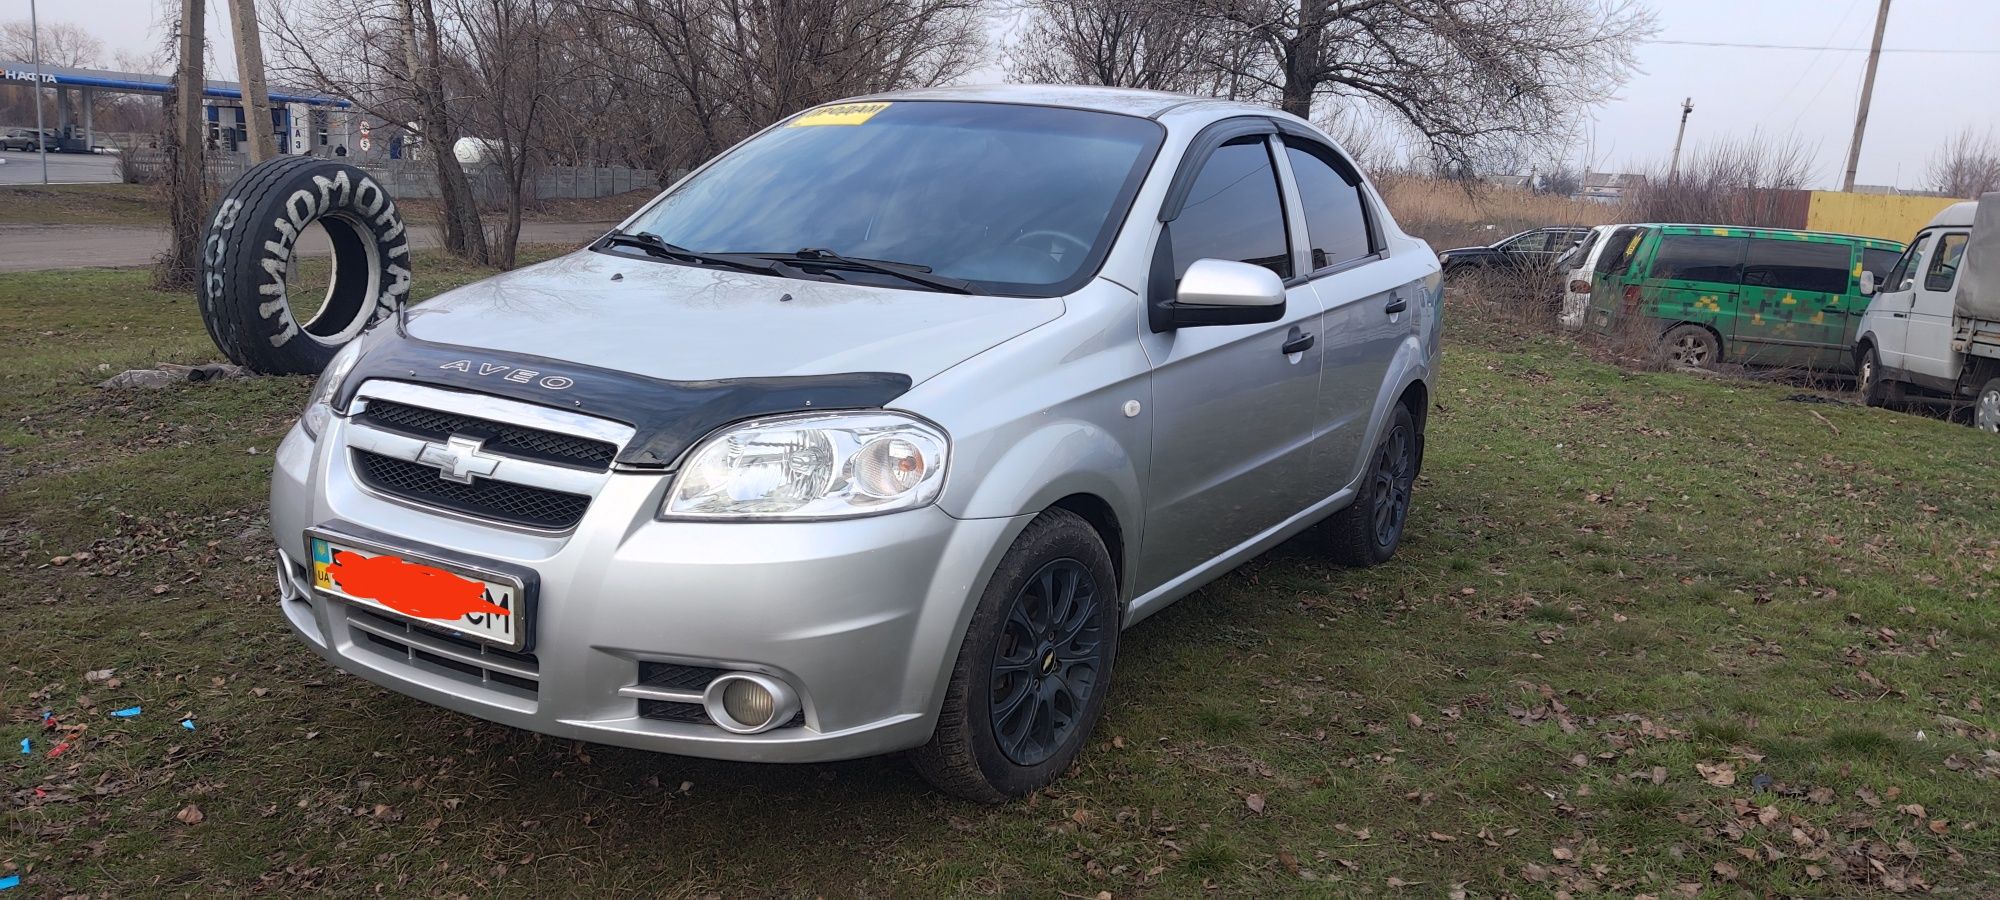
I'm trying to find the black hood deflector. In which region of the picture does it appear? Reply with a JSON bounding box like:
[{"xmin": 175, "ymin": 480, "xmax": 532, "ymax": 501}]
[{"xmin": 335, "ymin": 331, "xmax": 912, "ymax": 469}]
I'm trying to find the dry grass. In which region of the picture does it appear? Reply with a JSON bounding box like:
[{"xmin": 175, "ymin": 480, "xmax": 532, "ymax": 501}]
[{"xmin": 1380, "ymin": 178, "xmax": 1617, "ymax": 248}]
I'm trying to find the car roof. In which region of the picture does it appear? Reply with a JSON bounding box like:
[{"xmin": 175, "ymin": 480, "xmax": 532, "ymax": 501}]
[
  {"xmin": 1926, "ymin": 201, "xmax": 1976, "ymax": 229},
  {"xmin": 1624, "ymin": 223, "xmax": 1902, "ymax": 248},
  {"xmin": 849, "ymin": 84, "xmax": 1254, "ymax": 120}
]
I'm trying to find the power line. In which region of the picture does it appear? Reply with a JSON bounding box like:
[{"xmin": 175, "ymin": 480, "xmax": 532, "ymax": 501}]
[{"xmin": 1648, "ymin": 39, "xmax": 1998, "ymax": 54}]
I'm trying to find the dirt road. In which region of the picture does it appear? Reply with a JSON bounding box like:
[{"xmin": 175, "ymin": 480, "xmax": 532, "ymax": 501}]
[{"xmin": 0, "ymin": 221, "xmax": 617, "ymax": 273}]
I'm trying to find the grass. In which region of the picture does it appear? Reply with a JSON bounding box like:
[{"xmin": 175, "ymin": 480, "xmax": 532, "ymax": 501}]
[
  {"xmin": 3, "ymin": 254, "xmax": 1999, "ymax": 896},
  {"xmin": 0, "ymin": 183, "xmax": 165, "ymax": 226}
]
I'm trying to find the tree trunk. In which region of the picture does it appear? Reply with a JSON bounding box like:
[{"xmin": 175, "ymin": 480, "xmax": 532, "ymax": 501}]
[
  {"xmin": 400, "ymin": 0, "xmax": 488, "ymax": 264},
  {"xmin": 157, "ymin": 0, "xmax": 208, "ymax": 290},
  {"xmin": 226, "ymin": 0, "xmax": 279, "ymax": 161}
]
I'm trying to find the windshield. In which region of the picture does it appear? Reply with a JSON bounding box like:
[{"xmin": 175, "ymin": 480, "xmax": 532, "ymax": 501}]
[{"xmin": 617, "ymin": 101, "xmax": 1164, "ymax": 296}]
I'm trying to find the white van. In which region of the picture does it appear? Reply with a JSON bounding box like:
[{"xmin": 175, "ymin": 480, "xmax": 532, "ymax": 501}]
[
  {"xmin": 1554, "ymin": 224, "xmax": 1630, "ymax": 330},
  {"xmin": 1853, "ymin": 195, "xmax": 2000, "ymax": 432}
]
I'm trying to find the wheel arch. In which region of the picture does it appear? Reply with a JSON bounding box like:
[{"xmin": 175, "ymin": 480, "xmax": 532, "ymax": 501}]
[{"xmin": 1046, "ymin": 493, "xmax": 1125, "ymax": 602}]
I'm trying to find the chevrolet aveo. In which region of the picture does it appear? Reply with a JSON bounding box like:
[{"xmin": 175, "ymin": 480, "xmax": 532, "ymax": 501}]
[{"xmin": 271, "ymin": 86, "xmax": 1442, "ymax": 800}]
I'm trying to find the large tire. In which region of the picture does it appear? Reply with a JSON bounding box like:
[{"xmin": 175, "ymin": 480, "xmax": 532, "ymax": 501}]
[
  {"xmin": 1324, "ymin": 404, "xmax": 1419, "ymax": 567},
  {"xmin": 911, "ymin": 508, "xmax": 1120, "ymax": 802},
  {"xmin": 1657, "ymin": 323, "xmax": 1721, "ymax": 371},
  {"xmin": 199, "ymin": 156, "xmax": 412, "ymax": 375}
]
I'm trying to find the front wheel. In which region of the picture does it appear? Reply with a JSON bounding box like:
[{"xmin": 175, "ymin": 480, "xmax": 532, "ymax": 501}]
[
  {"xmin": 911, "ymin": 508, "xmax": 1119, "ymax": 802},
  {"xmin": 1324, "ymin": 404, "xmax": 1419, "ymax": 567},
  {"xmin": 1975, "ymin": 377, "xmax": 2000, "ymax": 434},
  {"xmin": 1857, "ymin": 346, "xmax": 1889, "ymax": 408}
]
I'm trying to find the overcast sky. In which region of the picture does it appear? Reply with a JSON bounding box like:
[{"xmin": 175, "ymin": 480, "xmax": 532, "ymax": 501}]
[{"xmin": 4, "ymin": 0, "xmax": 1995, "ymax": 189}]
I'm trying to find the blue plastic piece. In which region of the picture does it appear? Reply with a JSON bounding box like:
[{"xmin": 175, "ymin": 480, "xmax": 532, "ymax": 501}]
[
  {"xmin": 181, "ymin": 719, "xmax": 196, "ymax": 731},
  {"xmin": 17, "ymin": 738, "xmax": 26, "ymax": 754},
  {"xmin": 110, "ymin": 707, "xmax": 142, "ymax": 718},
  {"xmin": 0, "ymin": 873, "xmax": 19, "ymax": 889}
]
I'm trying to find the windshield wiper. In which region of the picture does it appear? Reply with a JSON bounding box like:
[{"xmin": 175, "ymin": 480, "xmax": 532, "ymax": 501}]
[
  {"xmin": 754, "ymin": 248, "xmax": 974, "ymax": 294},
  {"xmin": 600, "ymin": 231, "xmax": 781, "ymax": 275}
]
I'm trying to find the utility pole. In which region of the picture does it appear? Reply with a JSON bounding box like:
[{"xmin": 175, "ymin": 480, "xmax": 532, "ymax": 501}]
[
  {"xmin": 226, "ymin": 0, "xmax": 279, "ymax": 161},
  {"xmin": 1668, "ymin": 97, "xmax": 1693, "ymax": 181},
  {"xmin": 1842, "ymin": 0, "xmax": 1892, "ymax": 192},
  {"xmin": 29, "ymin": 0, "xmax": 47, "ymax": 184}
]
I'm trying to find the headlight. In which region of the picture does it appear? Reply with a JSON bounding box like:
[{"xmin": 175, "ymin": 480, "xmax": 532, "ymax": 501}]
[
  {"xmin": 662, "ymin": 412, "xmax": 948, "ymax": 520},
  {"xmin": 299, "ymin": 342, "xmax": 364, "ymax": 439}
]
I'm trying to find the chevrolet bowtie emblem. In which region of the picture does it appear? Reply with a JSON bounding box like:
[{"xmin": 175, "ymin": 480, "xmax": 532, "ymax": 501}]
[{"xmin": 416, "ymin": 435, "xmax": 502, "ymax": 484}]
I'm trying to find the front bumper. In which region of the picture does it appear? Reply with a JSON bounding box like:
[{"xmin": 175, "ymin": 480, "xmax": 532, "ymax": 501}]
[{"xmin": 270, "ymin": 418, "xmax": 1025, "ymax": 763}]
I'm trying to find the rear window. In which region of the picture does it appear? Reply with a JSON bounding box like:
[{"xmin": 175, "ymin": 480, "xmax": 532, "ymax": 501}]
[
  {"xmin": 1597, "ymin": 227, "xmax": 1646, "ymax": 276},
  {"xmin": 1570, "ymin": 229, "xmax": 1602, "ymax": 269},
  {"xmin": 1742, "ymin": 239, "xmax": 1851, "ymax": 294},
  {"xmin": 1650, "ymin": 235, "xmax": 1743, "ymax": 284}
]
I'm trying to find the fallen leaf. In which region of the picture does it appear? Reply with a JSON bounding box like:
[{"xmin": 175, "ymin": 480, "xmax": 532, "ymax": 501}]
[
  {"xmin": 176, "ymin": 804, "xmax": 205, "ymax": 825},
  {"xmin": 1428, "ymin": 831, "xmax": 1456, "ymax": 843},
  {"xmin": 1520, "ymin": 863, "xmax": 1549, "ymax": 883},
  {"xmin": 1245, "ymin": 793, "xmax": 1266, "ymax": 814},
  {"xmin": 1928, "ymin": 819, "xmax": 1949, "ymax": 834},
  {"xmin": 1696, "ymin": 762, "xmax": 1737, "ymax": 786},
  {"xmin": 1713, "ymin": 861, "xmax": 1739, "ymax": 880},
  {"xmin": 1277, "ymin": 850, "xmax": 1299, "ymax": 874}
]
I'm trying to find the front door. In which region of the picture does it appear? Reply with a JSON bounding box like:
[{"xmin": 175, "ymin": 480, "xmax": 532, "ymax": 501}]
[
  {"xmin": 1137, "ymin": 134, "xmax": 1322, "ymax": 597},
  {"xmin": 1906, "ymin": 229, "xmax": 1969, "ymax": 381},
  {"xmin": 1869, "ymin": 232, "xmax": 1933, "ymax": 371},
  {"xmin": 1734, "ymin": 237, "xmax": 1862, "ymax": 371}
]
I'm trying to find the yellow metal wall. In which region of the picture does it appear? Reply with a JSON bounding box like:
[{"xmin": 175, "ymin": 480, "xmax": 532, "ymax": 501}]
[{"xmin": 1805, "ymin": 192, "xmax": 1959, "ymax": 243}]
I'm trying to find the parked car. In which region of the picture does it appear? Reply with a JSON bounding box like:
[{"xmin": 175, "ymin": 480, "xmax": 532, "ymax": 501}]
[
  {"xmin": 0, "ymin": 128, "xmax": 54, "ymax": 151},
  {"xmin": 1552, "ymin": 224, "xmax": 1627, "ymax": 329},
  {"xmin": 1854, "ymin": 195, "xmax": 2000, "ymax": 431},
  {"xmin": 269, "ymin": 86, "xmax": 1443, "ymax": 800},
  {"xmin": 1438, "ymin": 226, "xmax": 1593, "ymax": 274},
  {"xmin": 1584, "ymin": 224, "xmax": 1903, "ymax": 372}
]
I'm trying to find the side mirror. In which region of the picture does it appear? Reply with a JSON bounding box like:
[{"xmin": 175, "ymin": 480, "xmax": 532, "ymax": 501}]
[
  {"xmin": 1859, "ymin": 271, "xmax": 1877, "ymax": 296},
  {"xmin": 1158, "ymin": 259, "xmax": 1286, "ymax": 329}
]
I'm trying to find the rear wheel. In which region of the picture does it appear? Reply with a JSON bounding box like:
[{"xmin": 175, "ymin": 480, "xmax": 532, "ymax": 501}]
[
  {"xmin": 1325, "ymin": 404, "xmax": 1419, "ymax": 567},
  {"xmin": 1857, "ymin": 345, "xmax": 1889, "ymax": 408},
  {"xmin": 912, "ymin": 508, "xmax": 1119, "ymax": 802},
  {"xmin": 1658, "ymin": 324, "xmax": 1720, "ymax": 370},
  {"xmin": 1975, "ymin": 378, "xmax": 2000, "ymax": 434}
]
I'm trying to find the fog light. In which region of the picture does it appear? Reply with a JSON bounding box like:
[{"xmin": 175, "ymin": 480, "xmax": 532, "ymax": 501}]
[{"xmin": 701, "ymin": 673, "xmax": 800, "ymax": 734}]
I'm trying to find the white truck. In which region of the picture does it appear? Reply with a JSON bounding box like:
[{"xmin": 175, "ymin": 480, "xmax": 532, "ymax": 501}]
[{"xmin": 1854, "ymin": 194, "xmax": 2000, "ymax": 433}]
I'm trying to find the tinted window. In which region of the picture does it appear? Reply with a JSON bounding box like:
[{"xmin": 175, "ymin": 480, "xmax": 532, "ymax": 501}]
[
  {"xmin": 1650, "ymin": 235, "xmax": 1743, "ymax": 284},
  {"xmin": 1598, "ymin": 227, "xmax": 1646, "ymax": 276},
  {"xmin": 1171, "ymin": 139, "xmax": 1291, "ymax": 280},
  {"xmin": 1741, "ymin": 239, "xmax": 1851, "ymax": 294},
  {"xmin": 1569, "ymin": 229, "xmax": 1603, "ymax": 270},
  {"xmin": 1283, "ymin": 144, "xmax": 1371, "ymax": 271},
  {"xmin": 625, "ymin": 101, "xmax": 1163, "ymax": 296},
  {"xmin": 1499, "ymin": 230, "xmax": 1551, "ymax": 252},
  {"xmin": 1862, "ymin": 247, "xmax": 1900, "ymax": 284},
  {"xmin": 1928, "ymin": 232, "xmax": 1969, "ymax": 292}
]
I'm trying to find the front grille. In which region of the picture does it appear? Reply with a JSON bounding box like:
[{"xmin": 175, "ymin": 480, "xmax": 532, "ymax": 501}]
[
  {"xmin": 359, "ymin": 399, "xmax": 617, "ymax": 471},
  {"xmin": 633, "ymin": 661, "xmax": 805, "ymax": 729},
  {"xmin": 347, "ymin": 607, "xmax": 540, "ymax": 699},
  {"xmin": 353, "ymin": 449, "xmax": 590, "ymax": 529}
]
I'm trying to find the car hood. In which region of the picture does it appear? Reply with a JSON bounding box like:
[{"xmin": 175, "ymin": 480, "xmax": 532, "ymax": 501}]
[{"xmin": 401, "ymin": 249, "xmax": 1065, "ymax": 384}]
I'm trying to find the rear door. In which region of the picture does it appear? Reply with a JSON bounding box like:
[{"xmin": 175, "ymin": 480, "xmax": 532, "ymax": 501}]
[
  {"xmin": 1586, "ymin": 225, "xmax": 1649, "ymax": 330},
  {"xmin": 1275, "ymin": 134, "xmax": 1403, "ymax": 497},
  {"xmin": 1639, "ymin": 232, "xmax": 1744, "ymax": 343},
  {"xmin": 1735, "ymin": 237, "xmax": 1860, "ymax": 370}
]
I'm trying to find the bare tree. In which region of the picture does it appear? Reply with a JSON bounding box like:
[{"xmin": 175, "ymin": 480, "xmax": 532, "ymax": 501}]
[
  {"xmin": 1927, "ymin": 128, "xmax": 2000, "ymax": 199},
  {"xmin": 1008, "ymin": 0, "xmax": 1652, "ymax": 173},
  {"xmin": 156, "ymin": 0, "xmax": 209, "ymax": 290},
  {"xmin": 1624, "ymin": 132, "xmax": 1816, "ymax": 227},
  {"xmin": 0, "ymin": 20, "xmax": 105, "ymax": 66},
  {"xmin": 266, "ymin": 0, "xmax": 491, "ymax": 263},
  {"xmin": 1004, "ymin": 0, "xmax": 1216, "ymax": 91}
]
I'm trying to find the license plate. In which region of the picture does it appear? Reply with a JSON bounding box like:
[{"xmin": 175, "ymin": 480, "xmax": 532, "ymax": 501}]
[{"xmin": 309, "ymin": 535, "xmax": 527, "ymax": 649}]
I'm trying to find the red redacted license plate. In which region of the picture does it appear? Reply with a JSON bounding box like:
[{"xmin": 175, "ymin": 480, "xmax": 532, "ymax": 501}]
[{"xmin": 309, "ymin": 535, "xmax": 527, "ymax": 649}]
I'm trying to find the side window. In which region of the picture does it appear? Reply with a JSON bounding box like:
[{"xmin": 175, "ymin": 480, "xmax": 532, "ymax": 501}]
[
  {"xmin": 1282, "ymin": 142, "xmax": 1372, "ymax": 272},
  {"xmin": 1650, "ymin": 235, "xmax": 1744, "ymax": 284},
  {"xmin": 1498, "ymin": 231, "xmax": 1548, "ymax": 252},
  {"xmin": 1598, "ymin": 227, "xmax": 1646, "ymax": 276},
  {"xmin": 1741, "ymin": 239, "xmax": 1852, "ymax": 294},
  {"xmin": 1862, "ymin": 247, "xmax": 1900, "ymax": 285},
  {"xmin": 1927, "ymin": 232, "xmax": 1969, "ymax": 292},
  {"xmin": 1884, "ymin": 233, "xmax": 1932, "ymax": 293},
  {"xmin": 1170, "ymin": 138, "xmax": 1292, "ymax": 281}
]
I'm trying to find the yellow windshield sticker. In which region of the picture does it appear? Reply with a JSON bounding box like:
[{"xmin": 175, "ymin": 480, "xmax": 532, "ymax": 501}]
[{"xmin": 790, "ymin": 102, "xmax": 891, "ymax": 127}]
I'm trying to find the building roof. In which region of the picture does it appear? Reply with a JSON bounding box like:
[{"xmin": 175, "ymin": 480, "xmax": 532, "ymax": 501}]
[{"xmin": 0, "ymin": 61, "xmax": 349, "ymax": 107}]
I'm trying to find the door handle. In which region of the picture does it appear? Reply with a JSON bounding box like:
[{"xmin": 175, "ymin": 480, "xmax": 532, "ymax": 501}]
[
  {"xmin": 1281, "ymin": 328, "xmax": 1315, "ymax": 355},
  {"xmin": 1384, "ymin": 295, "xmax": 1410, "ymax": 314}
]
